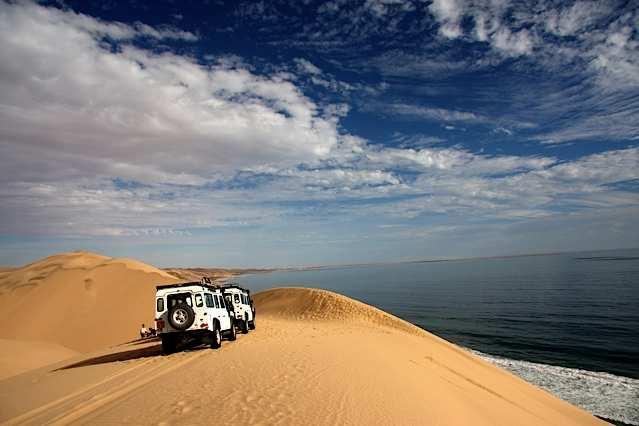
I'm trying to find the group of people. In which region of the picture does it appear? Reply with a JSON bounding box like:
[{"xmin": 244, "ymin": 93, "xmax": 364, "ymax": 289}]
[{"xmin": 139, "ymin": 324, "xmax": 157, "ymax": 339}]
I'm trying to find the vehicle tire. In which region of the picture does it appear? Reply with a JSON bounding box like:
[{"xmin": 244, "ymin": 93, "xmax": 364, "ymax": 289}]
[
  {"xmin": 249, "ymin": 319, "xmax": 255, "ymax": 330},
  {"xmin": 168, "ymin": 303, "xmax": 195, "ymax": 331},
  {"xmin": 241, "ymin": 318, "xmax": 249, "ymax": 334},
  {"xmin": 161, "ymin": 334, "xmax": 176, "ymax": 354},
  {"xmin": 210, "ymin": 325, "xmax": 222, "ymax": 349},
  {"xmin": 227, "ymin": 322, "xmax": 237, "ymax": 341}
]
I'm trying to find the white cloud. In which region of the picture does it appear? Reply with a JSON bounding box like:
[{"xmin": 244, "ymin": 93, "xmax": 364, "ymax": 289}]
[
  {"xmin": 0, "ymin": 1, "xmax": 637, "ymax": 248},
  {"xmin": 491, "ymin": 27, "xmax": 534, "ymax": 56},
  {"xmin": 361, "ymin": 0, "xmax": 415, "ymax": 17},
  {"xmin": 0, "ymin": 1, "xmax": 341, "ymax": 186},
  {"xmin": 295, "ymin": 58, "xmax": 322, "ymax": 75},
  {"xmin": 590, "ymin": 23, "xmax": 639, "ymax": 88},
  {"xmin": 384, "ymin": 103, "xmax": 485, "ymax": 123},
  {"xmin": 544, "ymin": 1, "xmax": 613, "ymax": 36},
  {"xmin": 427, "ymin": 0, "xmax": 536, "ymax": 56},
  {"xmin": 428, "ymin": 0, "xmax": 466, "ymax": 39}
]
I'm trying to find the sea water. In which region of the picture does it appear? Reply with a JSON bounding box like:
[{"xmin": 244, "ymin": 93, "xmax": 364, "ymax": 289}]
[{"xmin": 237, "ymin": 249, "xmax": 639, "ymax": 425}]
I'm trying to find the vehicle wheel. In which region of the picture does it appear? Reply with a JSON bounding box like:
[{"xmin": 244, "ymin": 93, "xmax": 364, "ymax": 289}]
[
  {"xmin": 227, "ymin": 322, "xmax": 237, "ymax": 341},
  {"xmin": 210, "ymin": 326, "xmax": 222, "ymax": 349},
  {"xmin": 241, "ymin": 318, "xmax": 249, "ymax": 334},
  {"xmin": 249, "ymin": 320, "xmax": 255, "ymax": 330},
  {"xmin": 168, "ymin": 304, "xmax": 195, "ymax": 331},
  {"xmin": 161, "ymin": 334, "xmax": 176, "ymax": 354}
]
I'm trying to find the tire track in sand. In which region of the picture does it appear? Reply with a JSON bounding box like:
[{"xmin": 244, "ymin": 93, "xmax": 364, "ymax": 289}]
[{"xmin": 2, "ymin": 349, "xmax": 209, "ymax": 426}]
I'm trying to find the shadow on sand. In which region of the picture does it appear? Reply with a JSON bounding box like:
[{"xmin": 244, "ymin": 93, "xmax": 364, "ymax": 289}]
[
  {"xmin": 55, "ymin": 343, "xmax": 164, "ymax": 371},
  {"xmin": 117, "ymin": 336, "xmax": 160, "ymax": 346},
  {"xmin": 55, "ymin": 339, "xmax": 212, "ymax": 371}
]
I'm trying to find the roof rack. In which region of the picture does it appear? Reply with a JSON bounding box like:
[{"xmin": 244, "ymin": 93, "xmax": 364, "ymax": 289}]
[
  {"xmin": 220, "ymin": 284, "xmax": 251, "ymax": 294},
  {"xmin": 156, "ymin": 282, "xmax": 222, "ymax": 291}
]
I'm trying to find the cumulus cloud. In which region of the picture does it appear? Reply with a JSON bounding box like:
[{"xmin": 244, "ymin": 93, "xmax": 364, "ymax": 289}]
[
  {"xmin": 428, "ymin": 0, "xmax": 536, "ymax": 56},
  {"xmin": 0, "ymin": 1, "xmax": 340, "ymax": 185},
  {"xmin": 491, "ymin": 27, "xmax": 534, "ymax": 56},
  {"xmin": 424, "ymin": 0, "xmax": 637, "ymax": 72},
  {"xmin": 428, "ymin": 0, "xmax": 465, "ymax": 39}
]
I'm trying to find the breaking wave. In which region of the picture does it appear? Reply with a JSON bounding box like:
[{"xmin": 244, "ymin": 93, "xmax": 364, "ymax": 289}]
[{"xmin": 472, "ymin": 350, "xmax": 639, "ymax": 425}]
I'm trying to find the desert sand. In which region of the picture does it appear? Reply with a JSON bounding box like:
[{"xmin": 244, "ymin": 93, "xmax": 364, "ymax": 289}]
[
  {"xmin": 0, "ymin": 253, "xmax": 605, "ymax": 425},
  {"xmin": 0, "ymin": 339, "xmax": 78, "ymax": 381},
  {"xmin": 0, "ymin": 252, "xmax": 177, "ymax": 352}
]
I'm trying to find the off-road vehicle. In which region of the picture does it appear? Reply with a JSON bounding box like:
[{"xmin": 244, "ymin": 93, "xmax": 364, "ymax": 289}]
[
  {"xmin": 222, "ymin": 285, "xmax": 255, "ymax": 334},
  {"xmin": 155, "ymin": 281, "xmax": 236, "ymax": 354}
]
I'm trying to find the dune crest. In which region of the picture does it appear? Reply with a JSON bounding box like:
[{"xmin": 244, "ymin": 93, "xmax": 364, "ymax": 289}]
[{"xmin": 256, "ymin": 287, "xmax": 422, "ymax": 335}]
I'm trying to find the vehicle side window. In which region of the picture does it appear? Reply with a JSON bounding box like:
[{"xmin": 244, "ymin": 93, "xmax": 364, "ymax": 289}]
[
  {"xmin": 243, "ymin": 295, "xmax": 247, "ymax": 305},
  {"xmin": 214, "ymin": 295, "xmax": 220, "ymax": 309},
  {"xmin": 156, "ymin": 297, "xmax": 164, "ymax": 312},
  {"xmin": 195, "ymin": 294, "xmax": 203, "ymax": 307},
  {"xmin": 234, "ymin": 294, "xmax": 240, "ymax": 303},
  {"xmin": 205, "ymin": 293, "xmax": 214, "ymax": 308},
  {"xmin": 219, "ymin": 296, "xmax": 225, "ymax": 309}
]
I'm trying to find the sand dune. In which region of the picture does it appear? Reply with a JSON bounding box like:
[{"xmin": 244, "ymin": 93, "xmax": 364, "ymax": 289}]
[
  {"xmin": 0, "ymin": 254, "xmax": 605, "ymax": 425},
  {"xmin": 0, "ymin": 252, "xmax": 177, "ymax": 352}
]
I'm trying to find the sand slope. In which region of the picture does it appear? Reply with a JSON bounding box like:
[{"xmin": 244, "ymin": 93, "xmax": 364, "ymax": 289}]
[
  {"xmin": 0, "ymin": 284, "xmax": 604, "ymax": 425},
  {"xmin": 0, "ymin": 252, "xmax": 177, "ymax": 352},
  {"xmin": 0, "ymin": 339, "xmax": 78, "ymax": 381}
]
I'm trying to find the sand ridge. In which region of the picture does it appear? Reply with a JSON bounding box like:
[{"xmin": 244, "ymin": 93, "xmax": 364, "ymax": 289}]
[{"xmin": 255, "ymin": 287, "xmax": 424, "ymax": 335}]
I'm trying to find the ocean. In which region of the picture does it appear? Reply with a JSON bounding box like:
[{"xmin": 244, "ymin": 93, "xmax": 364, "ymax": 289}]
[{"xmin": 237, "ymin": 249, "xmax": 639, "ymax": 425}]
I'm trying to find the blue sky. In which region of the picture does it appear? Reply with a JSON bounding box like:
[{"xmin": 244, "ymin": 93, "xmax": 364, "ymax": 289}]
[{"xmin": 0, "ymin": 0, "xmax": 638, "ymax": 267}]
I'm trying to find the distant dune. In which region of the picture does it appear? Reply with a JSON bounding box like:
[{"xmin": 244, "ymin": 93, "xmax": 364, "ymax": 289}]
[
  {"xmin": 0, "ymin": 251, "xmax": 177, "ymax": 352},
  {"xmin": 162, "ymin": 267, "xmax": 238, "ymax": 282},
  {"xmin": 163, "ymin": 267, "xmax": 272, "ymax": 282},
  {"xmin": 0, "ymin": 253, "xmax": 604, "ymax": 425}
]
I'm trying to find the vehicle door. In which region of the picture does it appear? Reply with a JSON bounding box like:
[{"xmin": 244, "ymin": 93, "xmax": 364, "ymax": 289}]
[
  {"xmin": 204, "ymin": 293, "xmax": 216, "ymax": 330},
  {"xmin": 207, "ymin": 292, "xmax": 229, "ymax": 331},
  {"xmin": 216, "ymin": 293, "xmax": 231, "ymax": 330},
  {"xmin": 233, "ymin": 293, "xmax": 242, "ymax": 317},
  {"xmin": 193, "ymin": 292, "xmax": 207, "ymax": 328},
  {"xmin": 241, "ymin": 293, "xmax": 249, "ymax": 320}
]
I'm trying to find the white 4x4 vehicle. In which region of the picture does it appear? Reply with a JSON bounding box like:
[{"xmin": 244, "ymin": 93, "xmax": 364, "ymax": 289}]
[
  {"xmin": 155, "ymin": 282, "xmax": 236, "ymax": 354},
  {"xmin": 222, "ymin": 285, "xmax": 255, "ymax": 334}
]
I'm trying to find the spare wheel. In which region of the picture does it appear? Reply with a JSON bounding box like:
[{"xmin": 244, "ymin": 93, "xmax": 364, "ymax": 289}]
[{"xmin": 168, "ymin": 304, "xmax": 195, "ymax": 330}]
